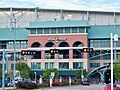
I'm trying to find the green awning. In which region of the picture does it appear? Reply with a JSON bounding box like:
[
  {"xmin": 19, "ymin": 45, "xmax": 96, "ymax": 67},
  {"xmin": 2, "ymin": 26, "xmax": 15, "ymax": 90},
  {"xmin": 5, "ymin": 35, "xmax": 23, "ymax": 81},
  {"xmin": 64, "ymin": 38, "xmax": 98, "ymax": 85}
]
[
  {"xmin": 0, "ymin": 28, "xmax": 29, "ymax": 41},
  {"xmin": 26, "ymin": 20, "xmax": 90, "ymax": 28}
]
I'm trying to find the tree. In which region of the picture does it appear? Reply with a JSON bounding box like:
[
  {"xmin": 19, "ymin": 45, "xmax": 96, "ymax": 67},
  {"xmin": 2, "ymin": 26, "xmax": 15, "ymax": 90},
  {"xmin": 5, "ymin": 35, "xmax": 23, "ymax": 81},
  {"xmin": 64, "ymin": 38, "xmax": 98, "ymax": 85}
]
[
  {"xmin": 16, "ymin": 62, "xmax": 33, "ymax": 79},
  {"xmin": 114, "ymin": 60, "xmax": 120, "ymax": 80},
  {"xmin": 43, "ymin": 68, "xmax": 59, "ymax": 79},
  {"xmin": 75, "ymin": 69, "xmax": 88, "ymax": 78}
]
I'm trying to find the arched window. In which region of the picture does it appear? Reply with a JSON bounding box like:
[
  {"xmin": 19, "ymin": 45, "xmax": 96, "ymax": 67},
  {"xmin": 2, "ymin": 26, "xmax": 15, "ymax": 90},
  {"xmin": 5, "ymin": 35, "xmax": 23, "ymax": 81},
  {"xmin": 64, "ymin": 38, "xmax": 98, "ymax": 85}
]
[
  {"xmin": 73, "ymin": 41, "xmax": 84, "ymax": 47},
  {"xmin": 73, "ymin": 41, "xmax": 84, "ymax": 59},
  {"xmin": 31, "ymin": 42, "xmax": 41, "ymax": 47},
  {"xmin": 45, "ymin": 42, "xmax": 55, "ymax": 47},
  {"xmin": 59, "ymin": 42, "xmax": 69, "ymax": 59},
  {"xmin": 59, "ymin": 42, "xmax": 69, "ymax": 47},
  {"xmin": 45, "ymin": 42, "xmax": 55, "ymax": 59}
]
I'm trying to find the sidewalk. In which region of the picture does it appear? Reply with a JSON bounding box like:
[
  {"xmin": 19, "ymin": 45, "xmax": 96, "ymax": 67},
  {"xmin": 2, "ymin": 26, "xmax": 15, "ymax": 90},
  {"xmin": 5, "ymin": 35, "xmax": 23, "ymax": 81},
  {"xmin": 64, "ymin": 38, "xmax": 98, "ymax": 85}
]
[{"xmin": 0, "ymin": 87, "xmax": 42, "ymax": 90}]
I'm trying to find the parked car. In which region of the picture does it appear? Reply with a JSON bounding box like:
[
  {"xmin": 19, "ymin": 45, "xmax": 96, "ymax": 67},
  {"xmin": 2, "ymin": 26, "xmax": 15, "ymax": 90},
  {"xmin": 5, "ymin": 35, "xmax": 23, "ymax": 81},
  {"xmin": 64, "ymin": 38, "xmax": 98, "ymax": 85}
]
[
  {"xmin": 104, "ymin": 84, "xmax": 119, "ymax": 90},
  {"xmin": 82, "ymin": 80, "xmax": 90, "ymax": 86},
  {"xmin": 0, "ymin": 79, "xmax": 10, "ymax": 87},
  {"xmin": 115, "ymin": 81, "xmax": 120, "ymax": 88}
]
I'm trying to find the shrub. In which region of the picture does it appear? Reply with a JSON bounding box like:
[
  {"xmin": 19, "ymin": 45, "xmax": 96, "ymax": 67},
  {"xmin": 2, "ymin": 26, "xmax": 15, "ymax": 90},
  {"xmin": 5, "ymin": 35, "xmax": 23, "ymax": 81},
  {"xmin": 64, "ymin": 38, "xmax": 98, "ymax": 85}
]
[
  {"xmin": 16, "ymin": 81, "xmax": 38, "ymax": 89},
  {"xmin": 52, "ymin": 81, "xmax": 60, "ymax": 86}
]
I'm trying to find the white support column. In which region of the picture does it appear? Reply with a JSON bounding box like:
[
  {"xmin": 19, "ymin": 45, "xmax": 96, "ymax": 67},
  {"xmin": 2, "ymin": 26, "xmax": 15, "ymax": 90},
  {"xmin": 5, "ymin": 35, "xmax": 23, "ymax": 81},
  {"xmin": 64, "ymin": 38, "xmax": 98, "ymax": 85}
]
[{"xmin": 111, "ymin": 33, "xmax": 113, "ymax": 90}]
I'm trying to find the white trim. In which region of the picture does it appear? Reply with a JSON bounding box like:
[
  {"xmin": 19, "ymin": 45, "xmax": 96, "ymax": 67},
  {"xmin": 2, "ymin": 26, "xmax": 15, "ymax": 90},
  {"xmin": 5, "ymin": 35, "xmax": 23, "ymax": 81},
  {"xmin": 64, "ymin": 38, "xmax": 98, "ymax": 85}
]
[{"xmin": 28, "ymin": 33, "xmax": 88, "ymax": 36}]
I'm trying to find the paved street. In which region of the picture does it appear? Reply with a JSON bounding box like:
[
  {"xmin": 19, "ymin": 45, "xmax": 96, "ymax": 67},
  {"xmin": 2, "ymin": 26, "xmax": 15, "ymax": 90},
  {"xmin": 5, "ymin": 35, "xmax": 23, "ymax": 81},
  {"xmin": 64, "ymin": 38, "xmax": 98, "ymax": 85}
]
[
  {"xmin": 0, "ymin": 84, "xmax": 104, "ymax": 90},
  {"xmin": 42, "ymin": 84, "xmax": 104, "ymax": 90}
]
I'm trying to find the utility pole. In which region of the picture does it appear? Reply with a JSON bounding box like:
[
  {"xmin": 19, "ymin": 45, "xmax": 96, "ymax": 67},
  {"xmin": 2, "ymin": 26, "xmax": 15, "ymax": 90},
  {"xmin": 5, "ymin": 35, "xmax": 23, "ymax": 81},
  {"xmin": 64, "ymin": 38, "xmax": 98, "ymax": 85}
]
[
  {"xmin": 3, "ymin": 8, "xmax": 29, "ymax": 89},
  {"xmin": 2, "ymin": 49, "xmax": 5, "ymax": 90}
]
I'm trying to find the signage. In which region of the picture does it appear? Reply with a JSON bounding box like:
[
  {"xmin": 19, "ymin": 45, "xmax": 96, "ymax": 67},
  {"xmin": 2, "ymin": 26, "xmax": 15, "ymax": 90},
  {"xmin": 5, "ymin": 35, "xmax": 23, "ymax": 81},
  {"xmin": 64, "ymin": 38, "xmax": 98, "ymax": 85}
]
[{"xmin": 48, "ymin": 37, "xmax": 67, "ymax": 42}]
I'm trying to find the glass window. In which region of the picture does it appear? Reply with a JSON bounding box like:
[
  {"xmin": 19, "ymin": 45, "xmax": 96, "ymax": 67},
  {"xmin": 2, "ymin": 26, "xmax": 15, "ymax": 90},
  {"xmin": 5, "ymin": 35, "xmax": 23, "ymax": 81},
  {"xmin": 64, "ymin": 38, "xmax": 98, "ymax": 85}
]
[
  {"xmin": 45, "ymin": 62, "xmax": 54, "ymax": 69},
  {"xmin": 65, "ymin": 28, "xmax": 70, "ymax": 33},
  {"xmin": 90, "ymin": 63, "xmax": 100, "ymax": 68},
  {"xmin": 15, "ymin": 41, "xmax": 20, "ymax": 49},
  {"xmin": 104, "ymin": 63, "xmax": 109, "ymax": 65},
  {"xmin": 21, "ymin": 41, "xmax": 28, "ymax": 49},
  {"xmin": 73, "ymin": 62, "xmax": 83, "ymax": 69},
  {"xmin": 50, "ymin": 62, "xmax": 54, "ymax": 69},
  {"xmin": 78, "ymin": 27, "xmax": 85, "ymax": 33},
  {"xmin": 72, "ymin": 27, "xmax": 77, "ymax": 33},
  {"xmin": 30, "ymin": 29, "xmax": 36, "ymax": 34},
  {"xmin": 7, "ymin": 41, "xmax": 14, "ymax": 49},
  {"xmin": 58, "ymin": 28, "xmax": 63, "ymax": 33},
  {"xmin": 31, "ymin": 62, "xmax": 41, "ymax": 69},
  {"xmin": 37, "ymin": 28, "xmax": 43, "ymax": 34},
  {"xmin": 44, "ymin": 28, "xmax": 49, "ymax": 34},
  {"xmin": 51, "ymin": 28, "xmax": 56, "ymax": 34},
  {"xmin": 89, "ymin": 39, "xmax": 111, "ymax": 48},
  {"xmin": 59, "ymin": 62, "xmax": 69, "ymax": 69},
  {"xmin": 45, "ymin": 63, "xmax": 48, "ymax": 69}
]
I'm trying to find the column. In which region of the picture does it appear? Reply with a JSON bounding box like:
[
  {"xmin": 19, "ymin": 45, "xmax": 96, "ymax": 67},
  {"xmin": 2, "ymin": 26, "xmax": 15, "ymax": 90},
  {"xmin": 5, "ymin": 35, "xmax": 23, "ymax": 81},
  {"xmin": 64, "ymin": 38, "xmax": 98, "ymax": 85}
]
[
  {"xmin": 41, "ymin": 51, "xmax": 45, "ymax": 70},
  {"xmin": 55, "ymin": 54, "xmax": 59, "ymax": 69},
  {"xmin": 69, "ymin": 49, "xmax": 73, "ymax": 69},
  {"xmin": 83, "ymin": 53, "xmax": 88, "ymax": 70}
]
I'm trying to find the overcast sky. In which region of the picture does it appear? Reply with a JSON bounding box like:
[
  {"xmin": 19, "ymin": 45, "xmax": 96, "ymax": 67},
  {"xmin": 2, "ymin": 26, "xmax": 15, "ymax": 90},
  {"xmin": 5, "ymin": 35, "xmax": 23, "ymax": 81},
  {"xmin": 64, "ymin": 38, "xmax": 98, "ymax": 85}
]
[{"xmin": 1, "ymin": 0, "xmax": 120, "ymax": 11}]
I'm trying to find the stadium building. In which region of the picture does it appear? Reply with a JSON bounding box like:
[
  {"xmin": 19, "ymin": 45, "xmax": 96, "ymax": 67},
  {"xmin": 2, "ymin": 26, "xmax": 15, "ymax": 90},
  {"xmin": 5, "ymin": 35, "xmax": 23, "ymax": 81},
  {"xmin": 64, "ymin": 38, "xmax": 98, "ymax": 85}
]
[{"xmin": 0, "ymin": 7, "xmax": 120, "ymax": 76}]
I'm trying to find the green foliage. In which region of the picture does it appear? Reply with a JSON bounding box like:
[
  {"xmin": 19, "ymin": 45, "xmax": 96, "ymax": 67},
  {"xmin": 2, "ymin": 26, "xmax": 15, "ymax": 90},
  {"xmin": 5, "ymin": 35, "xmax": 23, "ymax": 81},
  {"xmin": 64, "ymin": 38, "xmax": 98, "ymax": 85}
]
[
  {"xmin": 75, "ymin": 69, "xmax": 88, "ymax": 78},
  {"xmin": 43, "ymin": 68, "xmax": 59, "ymax": 79},
  {"xmin": 8, "ymin": 72, "xmax": 14, "ymax": 79},
  {"xmin": 114, "ymin": 61, "xmax": 120, "ymax": 80},
  {"xmin": 16, "ymin": 62, "xmax": 33, "ymax": 79}
]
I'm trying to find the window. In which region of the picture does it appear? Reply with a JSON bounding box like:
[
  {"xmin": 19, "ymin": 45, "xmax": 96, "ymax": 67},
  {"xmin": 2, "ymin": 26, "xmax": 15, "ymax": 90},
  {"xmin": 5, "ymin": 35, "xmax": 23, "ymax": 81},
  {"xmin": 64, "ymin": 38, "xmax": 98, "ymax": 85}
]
[
  {"xmin": 44, "ymin": 28, "xmax": 49, "ymax": 34},
  {"xmin": 90, "ymin": 63, "xmax": 100, "ymax": 68},
  {"xmin": 32, "ymin": 51, "xmax": 41, "ymax": 59},
  {"xmin": 73, "ymin": 62, "xmax": 83, "ymax": 69},
  {"xmin": 45, "ymin": 62, "xmax": 54, "ymax": 69},
  {"xmin": 45, "ymin": 63, "xmax": 48, "ymax": 69},
  {"xmin": 31, "ymin": 62, "xmax": 41, "ymax": 69},
  {"xmin": 37, "ymin": 28, "xmax": 43, "ymax": 34},
  {"xmin": 58, "ymin": 28, "xmax": 63, "ymax": 33},
  {"xmin": 72, "ymin": 27, "xmax": 77, "ymax": 33},
  {"xmin": 51, "ymin": 28, "xmax": 56, "ymax": 34},
  {"xmin": 30, "ymin": 29, "xmax": 36, "ymax": 34},
  {"xmin": 50, "ymin": 62, "xmax": 54, "ymax": 69},
  {"xmin": 59, "ymin": 62, "xmax": 69, "ymax": 69},
  {"xmin": 65, "ymin": 27, "xmax": 70, "ymax": 33},
  {"xmin": 78, "ymin": 27, "xmax": 85, "ymax": 33},
  {"xmin": 89, "ymin": 39, "xmax": 111, "ymax": 48}
]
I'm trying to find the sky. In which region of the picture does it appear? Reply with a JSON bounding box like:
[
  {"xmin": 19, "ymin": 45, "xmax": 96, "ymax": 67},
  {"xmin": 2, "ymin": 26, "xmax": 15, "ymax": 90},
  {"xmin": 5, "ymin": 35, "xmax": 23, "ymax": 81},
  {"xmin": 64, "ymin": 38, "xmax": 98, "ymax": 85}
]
[{"xmin": 0, "ymin": 0, "xmax": 120, "ymax": 11}]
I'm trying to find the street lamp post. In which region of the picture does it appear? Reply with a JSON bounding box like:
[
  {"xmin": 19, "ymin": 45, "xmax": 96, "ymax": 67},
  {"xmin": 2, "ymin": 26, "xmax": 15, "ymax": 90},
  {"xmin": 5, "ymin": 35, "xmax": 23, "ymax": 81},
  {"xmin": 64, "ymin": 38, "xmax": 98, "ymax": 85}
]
[
  {"xmin": 110, "ymin": 33, "xmax": 118, "ymax": 90},
  {"xmin": 111, "ymin": 33, "xmax": 114, "ymax": 90},
  {"xmin": 2, "ymin": 49, "xmax": 5, "ymax": 90}
]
